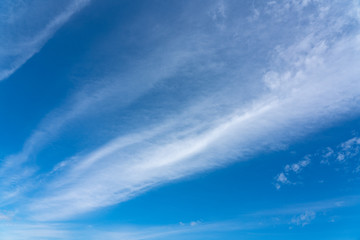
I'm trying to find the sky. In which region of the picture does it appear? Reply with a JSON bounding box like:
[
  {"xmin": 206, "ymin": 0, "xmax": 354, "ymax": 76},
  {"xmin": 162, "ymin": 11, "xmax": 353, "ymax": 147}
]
[{"xmin": 0, "ymin": 0, "xmax": 360, "ymax": 239}]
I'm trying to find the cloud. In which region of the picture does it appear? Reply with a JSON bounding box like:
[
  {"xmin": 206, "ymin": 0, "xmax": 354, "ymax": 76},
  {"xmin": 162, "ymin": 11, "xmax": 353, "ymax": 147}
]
[
  {"xmin": 337, "ymin": 137, "xmax": 360, "ymax": 162},
  {"xmin": 17, "ymin": 0, "xmax": 360, "ymax": 221},
  {"xmin": 285, "ymin": 157, "xmax": 311, "ymax": 174},
  {"xmin": 251, "ymin": 195, "xmax": 360, "ymax": 228},
  {"xmin": 276, "ymin": 173, "xmax": 290, "ymax": 184},
  {"xmin": 0, "ymin": 0, "xmax": 90, "ymax": 82},
  {"xmin": 0, "ymin": 20, "xmax": 223, "ymax": 203},
  {"xmin": 275, "ymin": 135, "xmax": 360, "ymax": 189},
  {"xmin": 319, "ymin": 137, "xmax": 360, "ymax": 173},
  {"xmin": 291, "ymin": 210, "xmax": 316, "ymax": 226},
  {"xmin": 0, "ymin": 222, "xmax": 69, "ymax": 240},
  {"xmin": 3, "ymin": 196, "xmax": 360, "ymax": 239},
  {"xmin": 275, "ymin": 156, "xmax": 311, "ymax": 189},
  {"xmin": 274, "ymin": 173, "xmax": 291, "ymax": 189},
  {"xmin": 253, "ymin": 195, "xmax": 360, "ymax": 216},
  {"xmin": 0, "ymin": 219, "xmax": 257, "ymax": 240},
  {"xmin": 0, "ymin": 0, "xmax": 357, "ymax": 222}
]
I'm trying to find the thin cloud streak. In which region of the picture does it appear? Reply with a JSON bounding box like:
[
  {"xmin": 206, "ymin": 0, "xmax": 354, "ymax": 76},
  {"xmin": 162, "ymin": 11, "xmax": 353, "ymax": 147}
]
[
  {"xmin": 0, "ymin": 218, "xmax": 264, "ymax": 240},
  {"xmin": 5, "ymin": 195, "xmax": 359, "ymax": 239},
  {"xmin": 0, "ymin": 0, "xmax": 90, "ymax": 82}
]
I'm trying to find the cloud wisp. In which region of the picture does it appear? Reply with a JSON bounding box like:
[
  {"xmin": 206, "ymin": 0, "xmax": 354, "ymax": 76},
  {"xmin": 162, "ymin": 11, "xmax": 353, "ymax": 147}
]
[
  {"xmin": 4, "ymin": 195, "xmax": 360, "ymax": 240},
  {"xmin": 0, "ymin": 217, "xmax": 264, "ymax": 240},
  {"xmin": 0, "ymin": 0, "xmax": 90, "ymax": 82}
]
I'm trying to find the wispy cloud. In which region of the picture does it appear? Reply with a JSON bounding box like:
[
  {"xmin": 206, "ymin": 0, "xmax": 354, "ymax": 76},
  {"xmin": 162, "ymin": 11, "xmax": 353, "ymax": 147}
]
[
  {"xmin": 0, "ymin": 22, "xmax": 221, "ymax": 203},
  {"xmin": 17, "ymin": 0, "xmax": 360, "ymax": 221},
  {"xmin": 0, "ymin": 222, "xmax": 69, "ymax": 240},
  {"xmin": 0, "ymin": 0, "xmax": 90, "ymax": 82},
  {"xmin": 252, "ymin": 195, "xmax": 360, "ymax": 217},
  {"xmin": 0, "ymin": 218, "xmax": 260, "ymax": 240},
  {"xmin": 251, "ymin": 195, "xmax": 360, "ymax": 227},
  {"xmin": 5, "ymin": 195, "xmax": 360, "ymax": 239},
  {"xmin": 0, "ymin": 0, "xmax": 358, "ymax": 223}
]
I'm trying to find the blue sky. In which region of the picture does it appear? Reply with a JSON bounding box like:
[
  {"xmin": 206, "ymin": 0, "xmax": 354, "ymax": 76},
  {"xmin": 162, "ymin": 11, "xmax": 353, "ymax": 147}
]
[{"xmin": 0, "ymin": 0, "xmax": 360, "ymax": 239}]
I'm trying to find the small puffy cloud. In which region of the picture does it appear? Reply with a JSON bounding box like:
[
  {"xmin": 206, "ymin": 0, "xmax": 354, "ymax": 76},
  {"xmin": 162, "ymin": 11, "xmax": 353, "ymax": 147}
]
[
  {"xmin": 320, "ymin": 147, "xmax": 334, "ymax": 164},
  {"xmin": 277, "ymin": 172, "xmax": 289, "ymax": 184},
  {"xmin": 321, "ymin": 137, "xmax": 360, "ymax": 164},
  {"xmin": 338, "ymin": 137, "xmax": 360, "ymax": 161},
  {"xmin": 285, "ymin": 156, "xmax": 310, "ymax": 173},
  {"xmin": 274, "ymin": 172, "xmax": 291, "ymax": 190},
  {"xmin": 319, "ymin": 137, "xmax": 360, "ymax": 173},
  {"xmin": 276, "ymin": 136, "xmax": 360, "ymax": 188},
  {"xmin": 337, "ymin": 153, "xmax": 345, "ymax": 162},
  {"xmin": 274, "ymin": 156, "xmax": 311, "ymax": 189},
  {"xmin": 291, "ymin": 210, "xmax": 316, "ymax": 226}
]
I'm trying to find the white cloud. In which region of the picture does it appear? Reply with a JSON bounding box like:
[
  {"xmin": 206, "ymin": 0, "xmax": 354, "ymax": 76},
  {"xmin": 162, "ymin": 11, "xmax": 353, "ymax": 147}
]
[
  {"xmin": 284, "ymin": 157, "xmax": 311, "ymax": 174},
  {"xmin": 4, "ymin": 196, "xmax": 360, "ymax": 239},
  {"xmin": 0, "ymin": 0, "xmax": 357, "ymax": 221},
  {"xmin": 0, "ymin": 222, "xmax": 69, "ymax": 240},
  {"xmin": 22, "ymin": 0, "xmax": 360, "ymax": 220},
  {"xmin": 319, "ymin": 137, "xmax": 360, "ymax": 171},
  {"xmin": 0, "ymin": 24, "xmax": 222, "ymax": 203},
  {"xmin": 274, "ymin": 135, "xmax": 360, "ymax": 186},
  {"xmin": 291, "ymin": 210, "xmax": 316, "ymax": 226},
  {"xmin": 275, "ymin": 156, "xmax": 311, "ymax": 189},
  {"xmin": 0, "ymin": 218, "xmax": 258, "ymax": 240},
  {"xmin": 277, "ymin": 173, "xmax": 289, "ymax": 184}
]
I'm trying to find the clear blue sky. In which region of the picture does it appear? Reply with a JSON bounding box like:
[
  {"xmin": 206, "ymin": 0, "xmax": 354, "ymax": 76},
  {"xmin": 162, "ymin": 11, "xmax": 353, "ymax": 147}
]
[{"xmin": 1, "ymin": 0, "xmax": 360, "ymax": 239}]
